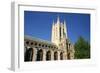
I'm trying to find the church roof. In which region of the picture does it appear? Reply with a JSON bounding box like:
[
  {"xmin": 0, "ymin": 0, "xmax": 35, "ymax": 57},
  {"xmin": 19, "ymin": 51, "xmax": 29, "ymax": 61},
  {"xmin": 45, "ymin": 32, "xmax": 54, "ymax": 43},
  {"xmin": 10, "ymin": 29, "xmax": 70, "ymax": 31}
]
[{"xmin": 24, "ymin": 35, "xmax": 57, "ymax": 47}]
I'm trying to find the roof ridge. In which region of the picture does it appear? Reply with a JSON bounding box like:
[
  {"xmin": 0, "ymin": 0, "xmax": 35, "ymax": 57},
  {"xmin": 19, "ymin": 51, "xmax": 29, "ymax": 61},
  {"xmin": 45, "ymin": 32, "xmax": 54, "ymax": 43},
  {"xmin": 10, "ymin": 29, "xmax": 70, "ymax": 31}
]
[{"xmin": 24, "ymin": 35, "xmax": 57, "ymax": 46}]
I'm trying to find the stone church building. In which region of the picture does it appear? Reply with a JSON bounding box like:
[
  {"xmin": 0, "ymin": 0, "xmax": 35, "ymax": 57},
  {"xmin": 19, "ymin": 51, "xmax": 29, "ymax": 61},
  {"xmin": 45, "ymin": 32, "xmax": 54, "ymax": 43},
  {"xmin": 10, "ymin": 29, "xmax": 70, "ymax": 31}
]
[{"xmin": 24, "ymin": 17, "xmax": 75, "ymax": 61}]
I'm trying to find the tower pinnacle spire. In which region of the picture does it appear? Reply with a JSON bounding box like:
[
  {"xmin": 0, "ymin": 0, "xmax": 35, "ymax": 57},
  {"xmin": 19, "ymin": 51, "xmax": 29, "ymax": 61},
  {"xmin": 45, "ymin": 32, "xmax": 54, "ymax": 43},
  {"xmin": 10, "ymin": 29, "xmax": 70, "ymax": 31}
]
[
  {"xmin": 53, "ymin": 20, "xmax": 54, "ymax": 25},
  {"xmin": 64, "ymin": 20, "xmax": 68, "ymax": 39},
  {"xmin": 51, "ymin": 16, "xmax": 68, "ymax": 46},
  {"xmin": 57, "ymin": 15, "xmax": 60, "ymax": 24}
]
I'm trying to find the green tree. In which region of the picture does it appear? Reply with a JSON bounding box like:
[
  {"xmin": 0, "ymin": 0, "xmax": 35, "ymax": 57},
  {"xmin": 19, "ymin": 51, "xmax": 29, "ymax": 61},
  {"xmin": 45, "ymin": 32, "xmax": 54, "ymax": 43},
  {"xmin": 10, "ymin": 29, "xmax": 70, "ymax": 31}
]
[{"xmin": 74, "ymin": 36, "xmax": 90, "ymax": 59}]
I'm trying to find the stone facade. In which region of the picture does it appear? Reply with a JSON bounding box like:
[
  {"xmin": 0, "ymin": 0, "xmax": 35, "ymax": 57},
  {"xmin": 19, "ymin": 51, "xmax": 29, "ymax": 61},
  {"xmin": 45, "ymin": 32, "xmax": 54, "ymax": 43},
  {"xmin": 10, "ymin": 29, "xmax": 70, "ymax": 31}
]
[{"xmin": 24, "ymin": 16, "xmax": 75, "ymax": 62}]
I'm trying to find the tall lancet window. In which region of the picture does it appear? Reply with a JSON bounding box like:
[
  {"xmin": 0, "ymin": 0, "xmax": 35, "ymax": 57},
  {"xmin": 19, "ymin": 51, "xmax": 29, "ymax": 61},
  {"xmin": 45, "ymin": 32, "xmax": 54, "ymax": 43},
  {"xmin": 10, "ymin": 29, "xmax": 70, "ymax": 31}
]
[
  {"xmin": 60, "ymin": 52, "xmax": 63, "ymax": 60},
  {"xmin": 63, "ymin": 28, "xmax": 65, "ymax": 36},
  {"xmin": 60, "ymin": 27, "xmax": 61, "ymax": 40}
]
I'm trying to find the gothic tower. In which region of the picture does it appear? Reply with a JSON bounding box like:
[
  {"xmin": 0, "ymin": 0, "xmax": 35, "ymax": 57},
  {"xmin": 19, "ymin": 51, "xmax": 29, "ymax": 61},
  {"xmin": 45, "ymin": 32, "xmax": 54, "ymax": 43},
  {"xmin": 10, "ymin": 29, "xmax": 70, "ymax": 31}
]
[
  {"xmin": 51, "ymin": 16, "xmax": 68, "ymax": 48},
  {"xmin": 51, "ymin": 16, "xmax": 74, "ymax": 59}
]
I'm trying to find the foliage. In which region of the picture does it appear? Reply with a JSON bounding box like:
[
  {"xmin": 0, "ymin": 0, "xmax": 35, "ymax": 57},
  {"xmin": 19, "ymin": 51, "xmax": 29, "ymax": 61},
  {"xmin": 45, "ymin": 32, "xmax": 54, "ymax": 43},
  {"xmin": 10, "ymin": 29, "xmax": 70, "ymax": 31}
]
[{"xmin": 74, "ymin": 36, "xmax": 90, "ymax": 59}]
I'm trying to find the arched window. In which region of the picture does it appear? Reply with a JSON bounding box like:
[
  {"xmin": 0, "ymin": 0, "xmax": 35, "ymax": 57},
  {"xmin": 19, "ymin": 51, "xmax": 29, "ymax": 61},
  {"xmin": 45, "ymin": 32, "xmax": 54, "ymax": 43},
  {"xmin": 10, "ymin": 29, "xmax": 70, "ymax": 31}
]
[
  {"xmin": 46, "ymin": 51, "xmax": 51, "ymax": 61},
  {"xmin": 60, "ymin": 52, "xmax": 63, "ymax": 60},
  {"xmin": 24, "ymin": 48, "xmax": 33, "ymax": 62},
  {"xmin": 36, "ymin": 49, "xmax": 43, "ymax": 61},
  {"xmin": 54, "ymin": 51, "xmax": 58, "ymax": 60},
  {"xmin": 67, "ymin": 53, "xmax": 70, "ymax": 59}
]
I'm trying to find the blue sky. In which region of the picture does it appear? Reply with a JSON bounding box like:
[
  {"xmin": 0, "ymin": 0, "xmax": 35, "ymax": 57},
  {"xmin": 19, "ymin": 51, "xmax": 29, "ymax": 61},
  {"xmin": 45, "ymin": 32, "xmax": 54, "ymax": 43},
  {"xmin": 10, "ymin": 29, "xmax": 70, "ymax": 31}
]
[{"xmin": 24, "ymin": 11, "xmax": 90, "ymax": 44}]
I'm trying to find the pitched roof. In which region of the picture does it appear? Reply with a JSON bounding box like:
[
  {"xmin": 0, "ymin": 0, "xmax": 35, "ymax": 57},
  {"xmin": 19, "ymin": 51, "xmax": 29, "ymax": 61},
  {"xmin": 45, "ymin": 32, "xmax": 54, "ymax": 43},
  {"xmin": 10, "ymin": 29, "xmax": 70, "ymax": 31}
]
[{"xmin": 24, "ymin": 35, "xmax": 57, "ymax": 46}]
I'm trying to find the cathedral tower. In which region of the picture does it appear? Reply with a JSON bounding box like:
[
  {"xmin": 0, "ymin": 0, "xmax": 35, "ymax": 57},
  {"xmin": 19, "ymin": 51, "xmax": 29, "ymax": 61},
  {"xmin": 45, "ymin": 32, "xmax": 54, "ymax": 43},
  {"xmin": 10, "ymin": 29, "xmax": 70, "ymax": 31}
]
[{"xmin": 51, "ymin": 16, "xmax": 68, "ymax": 47}]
